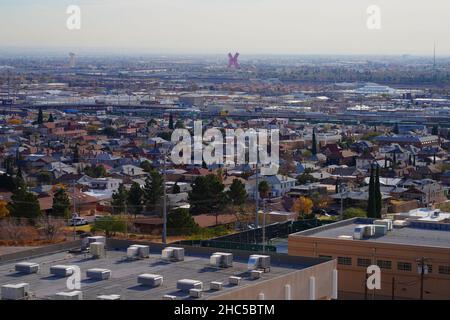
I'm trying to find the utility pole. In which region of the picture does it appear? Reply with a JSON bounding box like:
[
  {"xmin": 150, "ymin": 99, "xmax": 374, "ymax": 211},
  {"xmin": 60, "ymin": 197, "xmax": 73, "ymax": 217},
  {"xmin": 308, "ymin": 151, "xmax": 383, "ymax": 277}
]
[
  {"xmin": 391, "ymin": 277, "xmax": 395, "ymax": 300},
  {"xmin": 162, "ymin": 150, "xmax": 167, "ymax": 244},
  {"xmin": 255, "ymin": 161, "xmax": 259, "ymax": 228},
  {"xmin": 262, "ymin": 199, "xmax": 266, "ymax": 253},
  {"xmin": 417, "ymin": 257, "xmax": 430, "ymax": 300},
  {"xmin": 72, "ymin": 180, "xmax": 77, "ymax": 240}
]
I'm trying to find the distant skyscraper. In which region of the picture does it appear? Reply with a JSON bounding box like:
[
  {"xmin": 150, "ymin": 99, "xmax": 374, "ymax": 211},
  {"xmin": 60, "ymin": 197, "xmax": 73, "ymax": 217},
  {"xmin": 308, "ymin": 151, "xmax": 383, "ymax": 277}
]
[
  {"xmin": 69, "ymin": 53, "xmax": 76, "ymax": 68},
  {"xmin": 228, "ymin": 52, "xmax": 240, "ymax": 69}
]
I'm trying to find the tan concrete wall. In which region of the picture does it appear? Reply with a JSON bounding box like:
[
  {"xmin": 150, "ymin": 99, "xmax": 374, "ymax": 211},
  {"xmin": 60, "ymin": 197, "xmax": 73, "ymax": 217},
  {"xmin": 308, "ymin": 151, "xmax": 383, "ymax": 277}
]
[
  {"xmin": 209, "ymin": 260, "xmax": 337, "ymax": 300},
  {"xmin": 288, "ymin": 235, "xmax": 450, "ymax": 300}
]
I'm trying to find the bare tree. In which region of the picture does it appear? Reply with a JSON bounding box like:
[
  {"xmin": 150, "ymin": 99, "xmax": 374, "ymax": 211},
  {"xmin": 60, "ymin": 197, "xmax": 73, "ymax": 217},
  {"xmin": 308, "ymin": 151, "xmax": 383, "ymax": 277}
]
[
  {"xmin": 0, "ymin": 218, "xmax": 28, "ymax": 245},
  {"xmin": 37, "ymin": 217, "xmax": 66, "ymax": 242}
]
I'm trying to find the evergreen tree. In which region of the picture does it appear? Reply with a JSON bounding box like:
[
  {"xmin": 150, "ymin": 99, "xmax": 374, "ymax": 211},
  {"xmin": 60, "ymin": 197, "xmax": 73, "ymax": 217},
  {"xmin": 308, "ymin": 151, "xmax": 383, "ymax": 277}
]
[
  {"xmin": 143, "ymin": 170, "xmax": 164, "ymax": 211},
  {"xmin": 37, "ymin": 107, "xmax": 44, "ymax": 125},
  {"xmin": 258, "ymin": 181, "xmax": 270, "ymax": 199},
  {"xmin": 127, "ymin": 182, "xmax": 143, "ymax": 217},
  {"xmin": 189, "ymin": 174, "xmax": 226, "ymax": 215},
  {"xmin": 168, "ymin": 114, "xmax": 174, "ymax": 130},
  {"xmin": 374, "ymin": 165, "xmax": 382, "ymax": 219},
  {"xmin": 73, "ymin": 144, "xmax": 80, "ymax": 163},
  {"xmin": 52, "ymin": 188, "xmax": 71, "ymax": 218},
  {"xmin": 173, "ymin": 182, "xmax": 181, "ymax": 194},
  {"xmin": 227, "ymin": 179, "xmax": 247, "ymax": 206},
  {"xmin": 367, "ymin": 165, "xmax": 377, "ymax": 218},
  {"xmin": 393, "ymin": 123, "xmax": 399, "ymax": 134},
  {"xmin": 432, "ymin": 124, "xmax": 439, "ymax": 136},
  {"xmin": 175, "ymin": 119, "xmax": 185, "ymax": 129},
  {"xmin": 111, "ymin": 183, "xmax": 128, "ymax": 215},
  {"xmin": 15, "ymin": 168, "xmax": 25, "ymax": 189},
  {"xmin": 311, "ymin": 128, "xmax": 318, "ymax": 155},
  {"xmin": 7, "ymin": 187, "xmax": 41, "ymax": 219},
  {"xmin": 48, "ymin": 113, "xmax": 54, "ymax": 122},
  {"xmin": 167, "ymin": 208, "xmax": 200, "ymax": 236}
]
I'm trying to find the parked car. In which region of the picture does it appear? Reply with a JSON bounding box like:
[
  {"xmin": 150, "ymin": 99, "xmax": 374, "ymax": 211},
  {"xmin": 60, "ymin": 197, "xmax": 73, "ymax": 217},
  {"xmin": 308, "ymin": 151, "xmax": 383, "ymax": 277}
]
[{"xmin": 69, "ymin": 217, "xmax": 88, "ymax": 226}]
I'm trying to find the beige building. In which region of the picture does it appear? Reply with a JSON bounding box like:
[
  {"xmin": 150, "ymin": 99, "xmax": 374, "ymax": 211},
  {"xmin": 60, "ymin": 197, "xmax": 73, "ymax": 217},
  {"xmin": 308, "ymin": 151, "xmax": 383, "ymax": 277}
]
[{"xmin": 288, "ymin": 218, "xmax": 450, "ymax": 300}]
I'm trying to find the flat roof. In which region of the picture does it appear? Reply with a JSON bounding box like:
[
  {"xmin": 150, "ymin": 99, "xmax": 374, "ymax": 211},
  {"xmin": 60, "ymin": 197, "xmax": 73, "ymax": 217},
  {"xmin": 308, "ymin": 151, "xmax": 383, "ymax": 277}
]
[
  {"xmin": 291, "ymin": 218, "xmax": 450, "ymax": 249},
  {"xmin": 0, "ymin": 241, "xmax": 326, "ymax": 300}
]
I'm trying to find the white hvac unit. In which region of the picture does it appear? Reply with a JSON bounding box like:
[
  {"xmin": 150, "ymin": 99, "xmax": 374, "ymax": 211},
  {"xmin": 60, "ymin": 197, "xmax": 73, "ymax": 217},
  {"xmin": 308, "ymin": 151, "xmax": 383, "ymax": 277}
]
[
  {"xmin": 251, "ymin": 270, "xmax": 264, "ymax": 280},
  {"xmin": 210, "ymin": 252, "xmax": 233, "ymax": 268},
  {"xmin": 97, "ymin": 294, "xmax": 121, "ymax": 300},
  {"xmin": 86, "ymin": 268, "xmax": 111, "ymax": 280},
  {"xmin": 374, "ymin": 219, "xmax": 393, "ymax": 231},
  {"xmin": 128, "ymin": 245, "xmax": 150, "ymax": 258},
  {"xmin": 338, "ymin": 235, "xmax": 353, "ymax": 240},
  {"xmin": 90, "ymin": 242, "xmax": 106, "ymax": 259},
  {"xmin": 1, "ymin": 283, "xmax": 30, "ymax": 300},
  {"xmin": 162, "ymin": 295, "xmax": 177, "ymax": 300},
  {"xmin": 229, "ymin": 276, "xmax": 242, "ymax": 286},
  {"xmin": 373, "ymin": 224, "xmax": 387, "ymax": 236},
  {"xmin": 210, "ymin": 281, "xmax": 223, "ymax": 291},
  {"xmin": 248, "ymin": 255, "xmax": 271, "ymax": 271},
  {"xmin": 177, "ymin": 279, "xmax": 203, "ymax": 291},
  {"xmin": 87, "ymin": 236, "xmax": 106, "ymax": 244},
  {"xmin": 189, "ymin": 288, "xmax": 203, "ymax": 298},
  {"xmin": 15, "ymin": 262, "xmax": 40, "ymax": 274},
  {"xmin": 138, "ymin": 274, "xmax": 163, "ymax": 287},
  {"xmin": 161, "ymin": 247, "xmax": 185, "ymax": 261},
  {"xmin": 54, "ymin": 291, "xmax": 83, "ymax": 300},
  {"xmin": 126, "ymin": 246, "xmax": 139, "ymax": 259},
  {"xmin": 353, "ymin": 226, "xmax": 365, "ymax": 240},
  {"xmin": 393, "ymin": 220, "xmax": 409, "ymax": 228},
  {"xmin": 364, "ymin": 225, "xmax": 375, "ymax": 237},
  {"xmin": 50, "ymin": 265, "xmax": 75, "ymax": 277}
]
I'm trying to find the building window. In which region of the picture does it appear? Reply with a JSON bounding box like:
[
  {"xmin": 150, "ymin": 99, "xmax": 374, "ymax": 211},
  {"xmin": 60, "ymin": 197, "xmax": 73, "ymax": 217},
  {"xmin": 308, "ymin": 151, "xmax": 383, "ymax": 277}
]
[
  {"xmin": 397, "ymin": 262, "xmax": 412, "ymax": 272},
  {"xmin": 438, "ymin": 266, "xmax": 450, "ymax": 275},
  {"xmin": 338, "ymin": 257, "xmax": 352, "ymax": 266},
  {"xmin": 357, "ymin": 258, "xmax": 372, "ymax": 268},
  {"xmin": 377, "ymin": 260, "xmax": 392, "ymax": 270}
]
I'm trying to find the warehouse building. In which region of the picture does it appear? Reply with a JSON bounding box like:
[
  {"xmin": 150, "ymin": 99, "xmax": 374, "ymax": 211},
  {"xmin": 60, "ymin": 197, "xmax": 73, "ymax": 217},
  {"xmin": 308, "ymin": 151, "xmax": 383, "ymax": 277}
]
[{"xmin": 288, "ymin": 217, "xmax": 450, "ymax": 299}]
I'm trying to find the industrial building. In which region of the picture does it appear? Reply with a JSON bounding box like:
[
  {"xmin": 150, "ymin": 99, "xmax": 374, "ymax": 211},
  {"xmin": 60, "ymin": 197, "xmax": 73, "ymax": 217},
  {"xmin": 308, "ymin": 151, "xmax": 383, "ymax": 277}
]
[
  {"xmin": 0, "ymin": 239, "xmax": 336, "ymax": 300},
  {"xmin": 288, "ymin": 217, "xmax": 450, "ymax": 299}
]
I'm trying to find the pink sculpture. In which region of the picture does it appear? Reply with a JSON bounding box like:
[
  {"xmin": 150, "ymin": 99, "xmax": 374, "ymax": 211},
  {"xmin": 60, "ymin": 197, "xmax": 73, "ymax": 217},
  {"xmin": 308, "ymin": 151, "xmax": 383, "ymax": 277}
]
[{"xmin": 228, "ymin": 52, "xmax": 240, "ymax": 69}]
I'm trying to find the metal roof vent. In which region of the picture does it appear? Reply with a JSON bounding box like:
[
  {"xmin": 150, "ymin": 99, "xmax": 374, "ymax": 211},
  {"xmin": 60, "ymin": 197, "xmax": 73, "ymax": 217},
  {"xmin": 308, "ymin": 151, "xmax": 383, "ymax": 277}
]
[
  {"xmin": 15, "ymin": 262, "xmax": 40, "ymax": 274},
  {"xmin": 210, "ymin": 252, "xmax": 233, "ymax": 268},
  {"xmin": 248, "ymin": 255, "xmax": 271, "ymax": 272}
]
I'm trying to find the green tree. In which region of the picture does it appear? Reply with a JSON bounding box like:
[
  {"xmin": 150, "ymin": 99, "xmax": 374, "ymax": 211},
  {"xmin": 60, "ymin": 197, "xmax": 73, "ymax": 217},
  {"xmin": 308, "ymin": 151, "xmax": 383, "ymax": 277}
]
[
  {"xmin": 73, "ymin": 145, "xmax": 80, "ymax": 163},
  {"xmin": 93, "ymin": 215, "xmax": 127, "ymax": 237},
  {"xmin": 37, "ymin": 171, "xmax": 53, "ymax": 185},
  {"xmin": 343, "ymin": 207, "xmax": 367, "ymax": 220},
  {"xmin": 167, "ymin": 208, "xmax": 200, "ymax": 236},
  {"xmin": 0, "ymin": 173, "xmax": 16, "ymax": 191},
  {"xmin": 127, "ymin": 182, "xmax": 143, "ymax": 217},
  {"xmin": 7, "ymin": 187, "xmax": 41, "ymax": 219},
  {"xmin": 432, "ymin": 124, "xmax": 439, "ymax": 136},
  {"xmin": 311, "ymin": 128, "xmax": 318, "ymax": 155},
  {"xmin": 189, "ymin": 174, "xmax": 226, "ymax": 215},
  {"xmin": 37, "ymin": 107, "xmax": 44, "ymax": 125},
  {"xmin": 173, "ymin": 182, "xmax": 181, "ymax": 194},
  {"xmin": 168, "ymin": 113, "xmax": 174, "ymax": 130},
  {"xmin": 175, "ymin": 119, "xmax": 185, "ymax": 129},
  {"xmin": 84, "ymin": 165, "xmax": 107, "ymax": 178},
  {"xmin": 111, "ymin": 183, "xmax": 128, "ymax": 214},
  {"xmin": 143, "ymin": 170, "xmax": 164, "ymax": 211},
  {"xmin": 48, "ymin": 113, "xmax": 54, "ymax": 122},
  {"xmin": 374, "ymin": 165, "xmax": 382, "ymax": 219},
  {"xmin": 52, "ymin": 188, "xmax": 71, "ymax": 218},
  {"xmin": 140, "ymin": 160, "xmax": 153, "ymax": 173},
  {"xmin": 227, "ymin": 179, "xmax": 247, "ymax": 206},
  {"xmin": 258, "ymin": 181, "xmax": 270, "ymax": 199}
]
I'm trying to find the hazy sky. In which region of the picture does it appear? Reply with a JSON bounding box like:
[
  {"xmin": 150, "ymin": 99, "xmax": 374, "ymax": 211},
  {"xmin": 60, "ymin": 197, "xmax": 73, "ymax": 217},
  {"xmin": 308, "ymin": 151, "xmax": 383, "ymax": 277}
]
[{"xmin": 1, "ymin": 0, "xmax": 450, "ymax": 55}]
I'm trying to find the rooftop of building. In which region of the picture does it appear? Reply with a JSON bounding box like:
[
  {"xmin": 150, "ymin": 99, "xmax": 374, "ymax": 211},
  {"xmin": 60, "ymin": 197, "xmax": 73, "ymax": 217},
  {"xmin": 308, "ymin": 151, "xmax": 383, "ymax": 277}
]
[
  {"xmin": 0, "ymin": 240, "xmax": 329, "ymax": 300},
  {"xmin": 290, "ymin": 217, "xmax": 450, "ymax": 249}
]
